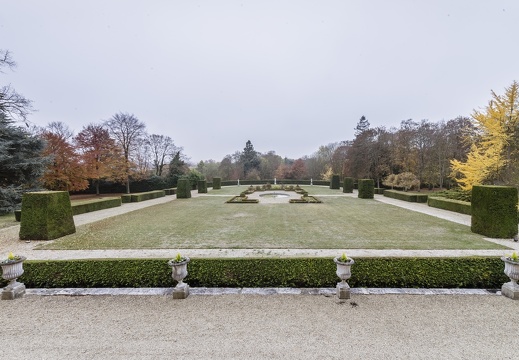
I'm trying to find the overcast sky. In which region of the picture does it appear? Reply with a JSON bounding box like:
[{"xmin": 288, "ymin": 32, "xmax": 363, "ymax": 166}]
[{"xmin": 1, "ymin": 1, "xmax": 518, "ymax": 163}]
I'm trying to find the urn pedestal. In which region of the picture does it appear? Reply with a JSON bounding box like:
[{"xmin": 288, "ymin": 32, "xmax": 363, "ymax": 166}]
[
  {"xmin": 501, "ymin": 257, "xmax": 519, "ymax": 300},
  {"xmin": 334, "ymin": 257, "xmax": 354, "ymax": 300},
  {"xmin": 1, "ymin": 256, "xmax": 26, "ymax": 300},
  {"xmin": 168, "ymin": 257, "xmax": 190, "ymax": 299}
]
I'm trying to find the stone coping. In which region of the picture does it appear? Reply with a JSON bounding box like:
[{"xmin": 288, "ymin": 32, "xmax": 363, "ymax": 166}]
[{"xmin": 25, "ymin": 287, "xmax": 500, "ymax": 296}]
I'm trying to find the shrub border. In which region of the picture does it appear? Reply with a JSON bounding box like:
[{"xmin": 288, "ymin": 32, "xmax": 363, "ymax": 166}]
[
  {"xmin": 384, "ymin": 190, "xmax": 428, "ymax": 203},
  {"xmin": 3, "ymin": 257, "xmax": 507, "ymax": 289}
]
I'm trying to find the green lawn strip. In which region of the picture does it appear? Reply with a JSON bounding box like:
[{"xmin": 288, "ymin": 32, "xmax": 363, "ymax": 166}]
[{"xmin": 37, "ymin": 195, "xmax": 507, "ymax": 250}]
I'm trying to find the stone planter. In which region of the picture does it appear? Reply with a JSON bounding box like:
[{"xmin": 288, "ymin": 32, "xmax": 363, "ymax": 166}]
[
  {"xmin": 1, "ymin": 256, "xmax": 26, "ymax": 300},
  {"xmin": 501, "ymin": 257, "xmax": 519, "ymax": 300},
  {"xmin": 168, "ymin": 257, "xmax": 190, "ymax": 299},
  {"xmin": 333, "ymin": 257, "xmax": 354, "ymax": 299}
]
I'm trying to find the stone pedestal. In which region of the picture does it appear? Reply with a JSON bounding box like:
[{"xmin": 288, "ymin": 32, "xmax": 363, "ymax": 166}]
[
  {"xmin": 336, "ymin": 282, "xmax": 351, "ymax": 300},
  {"xmin": 501, "ymin": 282, "xmax": 519, "ymax": 300},
  {"xmin": 2, "ymin": 282, "xmax": 26, "ymax": 300},
  {"xmin": 172, "ymin": 283, "xmax": 189, "ymax": 299}
]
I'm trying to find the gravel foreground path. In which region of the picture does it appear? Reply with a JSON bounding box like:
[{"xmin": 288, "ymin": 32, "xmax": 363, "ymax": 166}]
[{"xmin": 2, "ymin": 294, "xmax": 518, "ymax": 359}]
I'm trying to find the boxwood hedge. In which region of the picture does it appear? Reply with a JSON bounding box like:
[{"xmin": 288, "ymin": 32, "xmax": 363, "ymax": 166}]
[
  {"xmin": 2, "ymin": 257, "xmax": 507, "ymax": 289},
  {"xmin": 384, "ymin": 190, "xmax": 428, "ymax": 203},
  {"xmin": 428, "ymin": 197, "xmax": 471, "ymax": 215}
]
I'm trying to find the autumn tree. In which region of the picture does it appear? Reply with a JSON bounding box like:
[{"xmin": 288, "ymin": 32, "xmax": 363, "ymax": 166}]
[
  {"xmin": 104, "ymin": 112, "xmax": 146, "ymax": 193},
  {"xmin": 74, "ymin": 124, "xmax": 125, "ymax": 195},
  {"xmin": 451, "ymin": 81, "xmax": 519, "ymax": 190},
  {"xmin": 40, "ymin": 123, "xmax": 88, "ymax": 191}
]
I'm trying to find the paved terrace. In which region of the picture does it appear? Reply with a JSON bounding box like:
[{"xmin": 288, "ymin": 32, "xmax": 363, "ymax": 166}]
[{"xmin": 1, "ymin": 188, "xmax": 518, "ymax": 260}]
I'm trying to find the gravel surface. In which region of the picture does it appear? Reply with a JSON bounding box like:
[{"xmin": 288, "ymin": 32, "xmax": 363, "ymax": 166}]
[{"xmin": 2, "ymin": 294, "xmax": 519, "ymax": 359}]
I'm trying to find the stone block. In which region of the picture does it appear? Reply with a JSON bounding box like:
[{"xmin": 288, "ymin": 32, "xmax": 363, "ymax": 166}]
[
  {"xmin": 2, "ymin": 282, "xmax": 26, "ymax": 300},
  {"xmin": 336, "ymin": 283, "xmax": 351, "ymax": 300},
  {"xmin": 501, "ymin": 282, "xmax": 519, "ymax": 300},
  {"xmin": 172, "ymin": 283, "xmax": 190, "ymax": 299}
]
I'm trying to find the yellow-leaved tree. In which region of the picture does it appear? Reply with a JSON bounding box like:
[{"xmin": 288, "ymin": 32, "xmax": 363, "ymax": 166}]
[{"xmin": 451, "ymin": 81, "xmax": 519, "ymax": 190}]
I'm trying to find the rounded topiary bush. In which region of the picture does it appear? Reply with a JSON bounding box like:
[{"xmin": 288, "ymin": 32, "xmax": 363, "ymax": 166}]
[
  {"xmin": 343, "ymin": 177, "xmax": 354, "ymax": 193},
  {"xmin": 471, "ymin": 185, "xmax": 518, "ymax": 238},
  {"xmin": 176, "ymin": 179, "xmax": 192, "ymax": 199},
  {"xmin": 358, "ymin": 179, "xmax": 374, "ymax": 199},
  {"xmin": 330, "ymin": 174, "xmax": 340, "ymax": 189}
]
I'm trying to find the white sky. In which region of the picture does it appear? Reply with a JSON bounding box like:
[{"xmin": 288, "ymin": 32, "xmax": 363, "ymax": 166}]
[{"xmin": 1, "ymin": 0, "xmax": 518, "ymax": 163}]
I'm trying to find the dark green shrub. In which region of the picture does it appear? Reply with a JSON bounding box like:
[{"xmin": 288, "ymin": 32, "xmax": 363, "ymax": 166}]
[
  {"xmin": 384, "ymin": 190, "xmax": 428, "ymax": 203},
  {"xmin": 2, "ymin": 257, "xmax": 506, "ymax": 289},
  {"xmin": 358, "ymin": 179, "xmax": 374, "ymax": 199},
  {"xmin": 343, "ymin": 177, "xmax": 354, "ymax": 193},
  {"xmin": 176, "ymin": 179, "xmax": 192, "ymax": 199},
  {"xmin": 330, "ymin": 175, "xmax": 340, "ymax": 189},
  {"xmin": 428, "ymin": 197, "xmax": 471, "ymax": 215},
  {"xmin": 19, "ymin": 191, "xmax": 76, "ymax": 240},
  {"xmin": 14, "ymin": 209, "xmax": 21, "ymax": 222},
  {"xmin": 121, "ymin": 194, "xmax": 131, "ymax": 203},
  {"xmin": 197, "ymin": 180, "xmax": 208, "ymax": 194},
  {"xmin": 212, "ymin": 177, "xmax": 221, "ymax": 190},
  {"xmin": 71, "ymin": 197, "xmax": 122, "ymax": 215},
  {"xmin": 374, "ymin": 188, "xmax": 385, "ymax": 195},
  {"xmin": 471, "ymin": 185, "xmax": 518, "ymax": 238}
]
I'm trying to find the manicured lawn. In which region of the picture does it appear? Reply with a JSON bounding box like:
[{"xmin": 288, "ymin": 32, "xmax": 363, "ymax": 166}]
[{"xmin": 38, "ymin": 186, "xmax": 507, "ymax": 250}]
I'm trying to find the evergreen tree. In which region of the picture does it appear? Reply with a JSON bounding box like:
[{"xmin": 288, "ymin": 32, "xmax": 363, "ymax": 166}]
[
  {"xmin": 0, "ymin": 114, "xmax": 46, "ymax": 212},
  {"xmin": 354, "ymin": 115, "xmax": 370, "ymax": 136},
  {"xmin": 241, "ymin": 140, "xmax": 260, "ymax": 178},
  {"xmin": 167, "ymin": 151, "xmax": 187, "ymax": 187}
]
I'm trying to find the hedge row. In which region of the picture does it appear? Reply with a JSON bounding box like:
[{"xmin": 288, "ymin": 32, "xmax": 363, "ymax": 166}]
[
  {"xmin": 427, "ymin": 197, "xmax": 471, "ymax": 215},
  {"xmin": 2, "ymin": 257, "xmax": 507, "ymax": 289},
  {"xmin": 220, "ymin": 180, "xmax": 330, "ymax": 187},
  {"xmin": 130, "ymin": 190, "xmax": 165, "ymax": 202},
  {"xmin": 71, "ymin": 197, "xmax": 122, "ymax": 216},
  {"xmin": 164, "ymin": 188, "xmax": 177, "ymax": 196},
  {"xmin": 384, "ymin": 190, "xmax": 428, "ymax": 203}
]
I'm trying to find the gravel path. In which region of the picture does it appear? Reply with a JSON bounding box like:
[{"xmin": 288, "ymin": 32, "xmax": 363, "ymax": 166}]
[{"xmin": 2, "ymin": 294, "xmax": 518, "ymax": 359}]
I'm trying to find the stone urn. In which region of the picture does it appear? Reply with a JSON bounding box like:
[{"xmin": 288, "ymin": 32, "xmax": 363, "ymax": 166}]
[
  {"xmin": 333, "ymin": 256, "xmax": 354, "ymax": 299},
  {"xmin": 168, "ymin": 257, "xmax": 190, "ymax": 299},
  {"xmin": 1, "ymin": 256, "xmax": 26, "ymax": 300},
  {"xmin": 501, "ymin": 256, "xmax": 519, "ymax": 300}
]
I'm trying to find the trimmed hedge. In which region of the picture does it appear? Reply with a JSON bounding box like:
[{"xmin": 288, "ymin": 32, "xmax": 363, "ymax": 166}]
[
  {"xmin": 121, "ymin": 194, "xmax": 132, "ymax": 203},
  {"xmin": 176, "ymin": 179, "xmax": 192, "ymax": 199},
  {"xmin": 383, "ymin": 190, "xmax": 428, "ymax": 203},
  {"xmin": 358, "ymin": 179, "xmax": 374, "ymax": 199},
  {"xmin": 71, "ymin": 197, "xmax": 122, "ymax": 215},
  {"xmin": 164, "ymin": 188, "xmax": 177, "ymax": 196},
  {"xmin": 226, "ymin": 196, "xmax": 259, "ymax": 203},
  {"xmin": 330, "ymin": 175, "xmax": 341, "ymax": 189},
  {"xmin": 220, "ymin": 180, "xmax": 330, "ymax": 187},
  {"xmin": 197, "ymin": 180, "xmax": 208, "ymax": 194},
  {"xmin": 428, "ymin": 197, "xmax": 471, "ymax": 215},
  {"xmin": 19, "ymin": 191, "xmax": 76, "ymax": 240},
  {"xmin": 212, "ymin": 177, "xmax": 221, "ymax": 190},
  {"xmin": 1, "ymin": 257, "xmax": 507, "ymax": 289},
  {"xmin": 374, "ymin": 188, "xmax": 385, "ymax": 195},
  {"xmin": 471, "ymin": 185, "xmax": 518, "ymax": 238},
  {"xmin": 343, "ymin": 177, "xmax": 354, "ymax": 193},
  {"xmin": 129, "ymin": 190, "xmax": 165, "ymax": 202}
]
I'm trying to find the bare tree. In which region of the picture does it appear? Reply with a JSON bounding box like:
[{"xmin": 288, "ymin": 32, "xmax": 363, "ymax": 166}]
[
  {"xmin": 104, "ymin": 112, "xmax": 146, "ymax": 193},
  {"xmin": 146, "ymin": 134, "xmax": 177, "ymax": 176},
  {"xmin": 0, "ymin": 50, "xmax": 33, "ymax": 123}
]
